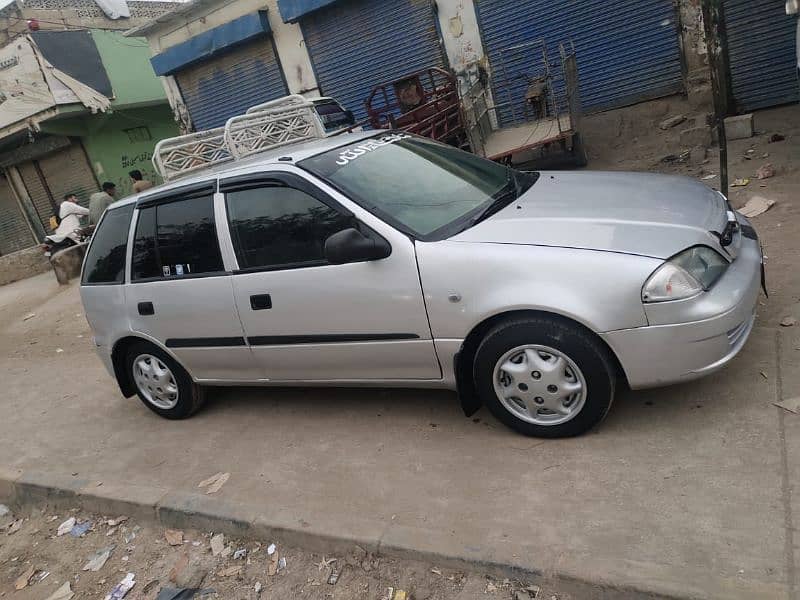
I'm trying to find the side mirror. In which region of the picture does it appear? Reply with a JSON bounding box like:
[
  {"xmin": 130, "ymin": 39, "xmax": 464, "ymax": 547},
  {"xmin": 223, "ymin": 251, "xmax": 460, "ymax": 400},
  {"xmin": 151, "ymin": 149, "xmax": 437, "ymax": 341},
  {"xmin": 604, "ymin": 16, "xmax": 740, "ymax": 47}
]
[
  {"xmin": 344, "ymin": 110, "xmax": 355, "ymax": 124},
  {"xmin": 324, "ymin": 228, "xmax": 391, "ymax": 265}
]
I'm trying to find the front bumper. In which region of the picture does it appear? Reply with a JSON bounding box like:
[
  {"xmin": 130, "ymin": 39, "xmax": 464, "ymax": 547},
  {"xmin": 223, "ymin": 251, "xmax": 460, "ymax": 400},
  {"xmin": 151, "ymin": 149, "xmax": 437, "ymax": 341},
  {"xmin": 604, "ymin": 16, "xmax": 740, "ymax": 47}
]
[{"xmin": 601, "ymin": 226, "xmax": 763, "ymax": 389}]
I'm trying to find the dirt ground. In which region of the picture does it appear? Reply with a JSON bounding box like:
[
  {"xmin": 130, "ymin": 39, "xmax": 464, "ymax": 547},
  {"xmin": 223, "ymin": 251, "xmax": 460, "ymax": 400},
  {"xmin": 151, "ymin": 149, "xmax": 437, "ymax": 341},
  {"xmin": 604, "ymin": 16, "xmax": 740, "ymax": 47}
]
[{"xmin": 0, "ymin": 505, "xmax": 561, "ymax": 600}]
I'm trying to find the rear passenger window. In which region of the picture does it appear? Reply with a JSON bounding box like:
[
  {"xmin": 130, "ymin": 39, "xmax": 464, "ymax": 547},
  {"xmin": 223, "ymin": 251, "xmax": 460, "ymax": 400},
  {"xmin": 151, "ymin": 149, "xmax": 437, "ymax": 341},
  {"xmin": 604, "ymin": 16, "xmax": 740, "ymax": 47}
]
[
  {"xmin": 226, "ymin": 186, "xmax": 352, "ymax": 270},
  {"xmin": 132, "ymin": 206, "xmax": 158, "ymax": 280},
  {"xmin": 131, "ymin": 195, "xmax": 224, "ymax": 281},
  {"xmin": 82, "ymin": 204, "xmax": 134, "ymax": 285}
]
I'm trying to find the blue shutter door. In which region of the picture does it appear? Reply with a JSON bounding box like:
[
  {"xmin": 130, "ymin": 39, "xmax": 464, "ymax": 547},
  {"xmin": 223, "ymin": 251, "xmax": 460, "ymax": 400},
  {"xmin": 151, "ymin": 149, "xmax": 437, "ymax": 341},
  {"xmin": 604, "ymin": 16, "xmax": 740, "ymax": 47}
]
[
  {"xmin": 723, "ymin": 0, "xmax": 799, "ymax": 112},
  {"xmin": 475, "ymin": 0, "xmax": 684, "ymax": 114},
  {"xmin": 175, "ymin": 39, "xmax": 288, "ymax": 131},
  {"xmin": 300, "ymin": 0, "xmax": 445, "ymax": 122}
]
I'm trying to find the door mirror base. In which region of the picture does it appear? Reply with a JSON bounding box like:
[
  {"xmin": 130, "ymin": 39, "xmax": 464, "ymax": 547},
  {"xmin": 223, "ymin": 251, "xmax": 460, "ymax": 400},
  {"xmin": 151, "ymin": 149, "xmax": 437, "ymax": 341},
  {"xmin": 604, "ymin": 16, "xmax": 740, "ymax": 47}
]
[{"xmin": 324, "ymin": 228, "xmax": 391, "ymax": 265}]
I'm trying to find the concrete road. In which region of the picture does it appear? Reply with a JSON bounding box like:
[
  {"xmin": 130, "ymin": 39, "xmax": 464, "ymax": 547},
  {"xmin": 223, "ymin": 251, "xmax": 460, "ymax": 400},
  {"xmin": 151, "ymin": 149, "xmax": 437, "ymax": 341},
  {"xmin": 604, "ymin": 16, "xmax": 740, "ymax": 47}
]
[
  {"xmin": 1, "ymin": 106, "xmax": 799, "ymax": 599},
  {"xmin": 0, "ymin": 275, "xmax": 793, "ymax": 599}
]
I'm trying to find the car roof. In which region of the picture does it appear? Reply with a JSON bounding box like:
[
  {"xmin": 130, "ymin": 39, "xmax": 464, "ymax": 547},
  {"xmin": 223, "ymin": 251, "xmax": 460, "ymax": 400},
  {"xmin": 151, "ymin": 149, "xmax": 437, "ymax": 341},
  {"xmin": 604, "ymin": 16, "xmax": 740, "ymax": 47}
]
[{"xmin": 108, "ymin": 130, "xmax": 376, "ymax": 210}]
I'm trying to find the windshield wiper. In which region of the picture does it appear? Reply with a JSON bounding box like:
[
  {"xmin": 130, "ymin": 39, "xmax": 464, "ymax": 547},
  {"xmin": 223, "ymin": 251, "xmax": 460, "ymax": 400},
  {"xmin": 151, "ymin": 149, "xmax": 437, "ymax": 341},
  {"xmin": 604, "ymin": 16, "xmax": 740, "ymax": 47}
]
[
  {"xmin": 464, "ymin": 166, "xmax": 537, "ymax": 229},
  {"xmin": 468, "ymin": 182, "xmax": 517, "ymax": 226},
  {"xmin": 507, "ymin": 163, "xmax": 522, "ymax": 198}
]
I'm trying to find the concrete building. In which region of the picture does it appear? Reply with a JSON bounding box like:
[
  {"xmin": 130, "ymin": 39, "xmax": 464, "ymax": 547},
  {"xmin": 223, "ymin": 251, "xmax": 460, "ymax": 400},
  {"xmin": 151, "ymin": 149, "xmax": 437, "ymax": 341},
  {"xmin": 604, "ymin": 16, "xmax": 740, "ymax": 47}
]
[
  {"xmin": 0, "ymin": 0, "xmax": 177, "ymax": 45},
  {"xmin": 131, "ymin": 0, "xmax": 703, "ymax": 132},
  {"xmin": 0, "ymin": 27, "xmax": 179, "ymax": 256},
  {"xmin": 131, "ymin": 0, "xmax": 798, "ymax": 138}
]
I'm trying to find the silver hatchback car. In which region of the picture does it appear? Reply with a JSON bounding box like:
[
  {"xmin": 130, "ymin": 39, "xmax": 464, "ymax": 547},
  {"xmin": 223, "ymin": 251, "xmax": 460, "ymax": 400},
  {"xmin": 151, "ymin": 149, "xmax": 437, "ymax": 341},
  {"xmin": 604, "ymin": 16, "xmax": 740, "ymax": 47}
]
[{"xmin": 80, "ymin": 130, "xmax": 763, "ymax": 438}]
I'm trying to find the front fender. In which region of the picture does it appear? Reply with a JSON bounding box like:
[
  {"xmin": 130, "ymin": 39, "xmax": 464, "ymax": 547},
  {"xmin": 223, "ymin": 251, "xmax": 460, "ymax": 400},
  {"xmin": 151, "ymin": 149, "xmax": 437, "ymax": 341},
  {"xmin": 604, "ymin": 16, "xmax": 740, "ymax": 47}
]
[{"xmin": 416, "ymin": 241, "xmax": 658, "ymax": 339}]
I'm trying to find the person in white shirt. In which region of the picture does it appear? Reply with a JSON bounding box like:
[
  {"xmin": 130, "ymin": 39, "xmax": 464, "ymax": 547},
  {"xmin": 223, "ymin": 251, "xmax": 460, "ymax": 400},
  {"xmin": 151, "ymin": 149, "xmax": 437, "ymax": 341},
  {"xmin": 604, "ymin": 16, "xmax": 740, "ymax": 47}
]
[{"xmin": 47, "ymin": 193, "xmax": 90, "ymax": 246}]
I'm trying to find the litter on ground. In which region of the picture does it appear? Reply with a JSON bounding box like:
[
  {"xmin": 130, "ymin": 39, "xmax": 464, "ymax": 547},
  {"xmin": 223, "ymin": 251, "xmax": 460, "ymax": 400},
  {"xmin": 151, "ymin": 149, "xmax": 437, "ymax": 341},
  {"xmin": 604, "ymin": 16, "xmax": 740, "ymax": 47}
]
[
  {"xmin": 165, "ymin": 529, "xmax": 184, "ymax": 546},
  {"xmin": 104, "ymin": 573, "xmax": 136, "ymax": 600},
  {"xmin": 83, "ymin": 545, "xmax": 115, "ymax": 571},
  {"xmin": 70, "ymin": 520, "xmax": 92, "ymax": 537},
  {"xmin": 45, "ymin": 581, "xmax": 74, "ymax": 600},
  {"xmin": 218, "ymin": 565, "xmax": 242, "ymax": 577},
  {"xmin": 14, "ymin": 564, "xmax": 35, "ymax": 590},
  {"xmin": 739, "ymin": 196, "xmax": 776, "ymax": 218},
  {"xmin": 57, "ymin": 517, "xmax": 76, "ymax": 536},
  {"xmin": 774, "ymin": 397, "xmax": 800, "ymax": 414},
  {"xmin": 210, "ymin": 533, "xmax": 225, "ymax": 556},
  {"xmin": 197, "ymin": 472, "xmax": 230, "ymax": 495},
  {"xmin": 756, "ymin": 163, "xmax": 775, "ymax": 179},
  {"xmin": 7, "ymin": 518, "xmax": 23, "ymax": 534}
]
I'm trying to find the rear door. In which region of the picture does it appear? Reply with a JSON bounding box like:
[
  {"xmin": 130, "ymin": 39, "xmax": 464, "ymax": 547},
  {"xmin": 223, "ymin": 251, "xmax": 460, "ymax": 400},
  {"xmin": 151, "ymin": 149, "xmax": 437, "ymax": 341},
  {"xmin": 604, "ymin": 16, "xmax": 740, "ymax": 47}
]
[
  {"xmin": 125, "ymin": 182, "xmax": 261, "ymax": 381},
  {"xmin": 220, "ymin": 169, "xmax": 440, "ymax": 381}
]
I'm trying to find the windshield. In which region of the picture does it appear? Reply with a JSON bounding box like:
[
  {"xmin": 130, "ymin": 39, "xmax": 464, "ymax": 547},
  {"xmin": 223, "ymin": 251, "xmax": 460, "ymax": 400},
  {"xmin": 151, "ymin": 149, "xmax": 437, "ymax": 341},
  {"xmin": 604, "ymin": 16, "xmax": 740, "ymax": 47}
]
[{"xmin": 299, "ymin": 133, "xmax": 536, "ymax": 239}]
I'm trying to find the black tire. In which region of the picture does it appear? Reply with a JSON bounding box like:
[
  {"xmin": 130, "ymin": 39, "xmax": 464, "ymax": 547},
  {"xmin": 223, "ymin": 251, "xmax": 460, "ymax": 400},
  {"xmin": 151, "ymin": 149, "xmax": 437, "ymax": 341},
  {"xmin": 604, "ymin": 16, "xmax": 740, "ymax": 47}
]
[
  {"xmin": 474, "ymin": 317, "xmax": 615, "ymax": 438},
  {"xmin": 125, "ymin": 341, "xmax": 206, "ymax": 420}
]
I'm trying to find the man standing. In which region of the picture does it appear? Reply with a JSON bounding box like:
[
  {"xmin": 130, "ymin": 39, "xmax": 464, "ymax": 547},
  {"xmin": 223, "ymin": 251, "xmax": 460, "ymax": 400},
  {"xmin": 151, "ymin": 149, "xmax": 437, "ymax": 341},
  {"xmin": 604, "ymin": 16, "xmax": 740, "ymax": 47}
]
[
  {"xmin": 129, "ymin": 169, "xmax": 153, "ymax": 193},
  {"xmin": 89, "ymin": 182, "xmax": 116, "ymax": 225}
]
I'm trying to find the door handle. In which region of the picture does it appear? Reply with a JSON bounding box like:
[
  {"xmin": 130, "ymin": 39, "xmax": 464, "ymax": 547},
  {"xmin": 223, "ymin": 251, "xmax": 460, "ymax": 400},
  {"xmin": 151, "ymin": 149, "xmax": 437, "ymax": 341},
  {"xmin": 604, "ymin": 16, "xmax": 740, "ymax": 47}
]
[
  {"xmin": 138, "ymin": 301, "xmax": 154, "ymax": 316},
  {"xmin": 250, "ymin": 294, "xmax": 272, "ymax": 310}
]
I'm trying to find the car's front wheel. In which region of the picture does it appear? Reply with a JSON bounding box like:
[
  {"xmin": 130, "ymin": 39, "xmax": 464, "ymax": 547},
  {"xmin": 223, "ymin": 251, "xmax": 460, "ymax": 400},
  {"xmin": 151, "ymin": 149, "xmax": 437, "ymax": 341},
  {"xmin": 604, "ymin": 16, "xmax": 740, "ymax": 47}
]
[
  {"xmin": 126, "ymin": 341, "xmax": 205, "ymax": 419},
  {"xmin": 474, "ymin": 316, "xmax": 615, "ymax": 437}
]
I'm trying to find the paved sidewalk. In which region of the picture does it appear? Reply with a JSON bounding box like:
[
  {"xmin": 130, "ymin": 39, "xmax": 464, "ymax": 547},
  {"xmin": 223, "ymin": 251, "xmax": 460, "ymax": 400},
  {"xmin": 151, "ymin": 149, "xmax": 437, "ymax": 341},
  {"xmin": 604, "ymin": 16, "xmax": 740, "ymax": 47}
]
[{"xmin": 0, "ymin": 274, "xmax": 793, "ymax": 599}]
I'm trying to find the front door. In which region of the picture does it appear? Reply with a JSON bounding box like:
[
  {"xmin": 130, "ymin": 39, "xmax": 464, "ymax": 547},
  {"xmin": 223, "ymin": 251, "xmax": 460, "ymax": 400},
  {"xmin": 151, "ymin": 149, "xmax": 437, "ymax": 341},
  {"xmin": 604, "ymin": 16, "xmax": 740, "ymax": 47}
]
[
  {"xmin": 125, "ymin": 183, "xmax": 261, "ymax": 381},
  {"xmin": 221, "ymin": 171, "xmax": 440, "ymax": 381}
]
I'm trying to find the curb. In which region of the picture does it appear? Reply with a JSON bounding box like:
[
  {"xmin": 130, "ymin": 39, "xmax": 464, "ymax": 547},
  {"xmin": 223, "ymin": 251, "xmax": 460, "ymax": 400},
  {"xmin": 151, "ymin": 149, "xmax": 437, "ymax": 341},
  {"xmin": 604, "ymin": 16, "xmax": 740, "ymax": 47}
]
[{"xmin": 0, "ymin": 469, "xmax": 771, "ymax": 600}]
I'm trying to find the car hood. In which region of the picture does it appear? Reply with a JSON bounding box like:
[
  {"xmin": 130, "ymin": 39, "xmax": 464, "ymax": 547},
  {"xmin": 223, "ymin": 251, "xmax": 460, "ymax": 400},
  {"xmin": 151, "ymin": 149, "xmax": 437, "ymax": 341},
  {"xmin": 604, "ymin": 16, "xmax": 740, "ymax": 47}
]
[{"xmin": 450, "ymin": 171, "xmax": 728, "ymax": 259}]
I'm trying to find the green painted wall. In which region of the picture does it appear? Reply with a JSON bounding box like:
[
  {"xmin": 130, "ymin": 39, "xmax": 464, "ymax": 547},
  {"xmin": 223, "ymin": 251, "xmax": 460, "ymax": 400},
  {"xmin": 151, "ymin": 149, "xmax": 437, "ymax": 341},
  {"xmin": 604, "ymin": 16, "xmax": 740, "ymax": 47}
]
[
  {"xmin": 35, "ymin": 28, "xmax": 181, "ymax": 196},
  {"xmin": 42, "ymin": 105, "xmax": 179, "ymax": 196},
  {"xmin": 81, "ymin": 106, "xmax": 178, "ymax": 196},
  {"xmin": 90, "ymin": 30, "xmax": 167, "ymax": 108}
]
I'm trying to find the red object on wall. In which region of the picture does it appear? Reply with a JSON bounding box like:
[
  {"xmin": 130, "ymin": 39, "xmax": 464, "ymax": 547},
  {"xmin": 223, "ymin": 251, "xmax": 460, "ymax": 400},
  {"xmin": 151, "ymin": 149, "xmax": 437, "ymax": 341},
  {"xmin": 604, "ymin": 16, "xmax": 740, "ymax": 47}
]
[{"xmin": 27, "ymin": 19, "xmax": 40, "ymax": 31}]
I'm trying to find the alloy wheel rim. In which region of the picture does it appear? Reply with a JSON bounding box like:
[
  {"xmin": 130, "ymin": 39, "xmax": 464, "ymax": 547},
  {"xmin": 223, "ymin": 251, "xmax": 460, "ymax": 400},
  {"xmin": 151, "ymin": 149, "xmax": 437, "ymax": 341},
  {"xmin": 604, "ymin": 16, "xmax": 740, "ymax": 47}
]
[
  {"xmin": 132, "ymin": 354, "xmax": 179, "ymax": 410},
  {"xmin": 493, "ymin": 344, "xmax": 587, "ymax": 426}
]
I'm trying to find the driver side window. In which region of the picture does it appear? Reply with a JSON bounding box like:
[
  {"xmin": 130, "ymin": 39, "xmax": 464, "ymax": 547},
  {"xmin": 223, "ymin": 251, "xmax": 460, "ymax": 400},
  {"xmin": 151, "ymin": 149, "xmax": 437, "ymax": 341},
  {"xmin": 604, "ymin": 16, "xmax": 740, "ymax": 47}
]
[{"xmin": 225, "ymin": 184, "xmax": 352, "ymax": 271}]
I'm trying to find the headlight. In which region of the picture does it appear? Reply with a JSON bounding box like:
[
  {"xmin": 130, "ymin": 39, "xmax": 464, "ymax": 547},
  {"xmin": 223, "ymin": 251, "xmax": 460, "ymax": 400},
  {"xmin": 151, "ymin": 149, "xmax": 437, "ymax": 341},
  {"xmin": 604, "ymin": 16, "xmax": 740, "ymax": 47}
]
[{"xmin": 642, "ymin": 246, "xmax": 729, "ymax": 302}]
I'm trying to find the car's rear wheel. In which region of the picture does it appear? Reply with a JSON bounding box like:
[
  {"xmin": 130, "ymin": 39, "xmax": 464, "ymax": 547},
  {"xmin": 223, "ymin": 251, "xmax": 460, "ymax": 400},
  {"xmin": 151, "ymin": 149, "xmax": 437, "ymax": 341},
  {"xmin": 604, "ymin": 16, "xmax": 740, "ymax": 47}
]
[
  {"xmin": 474, "ymin": 316, "xmax": 615, "ymax": 437},
  {"xmin": 126, "ymin": 341, "xmax": 205, "ymax": 419}
]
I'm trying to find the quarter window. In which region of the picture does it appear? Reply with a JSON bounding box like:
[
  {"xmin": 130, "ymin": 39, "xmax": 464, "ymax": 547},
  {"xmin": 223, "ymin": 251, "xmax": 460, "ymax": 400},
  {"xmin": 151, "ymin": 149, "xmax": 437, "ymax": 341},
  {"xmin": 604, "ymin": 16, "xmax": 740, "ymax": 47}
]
[
  {"xmin": 131, "ymin": 194, "xmax": 224, "ymax": 281},
  {"xmin": 226, "ymin": 185, "xmax": 352, "ymax": 270},
  {"xmin": 81, "ymin": 204, "xmax": 134, "ymax": 284}
]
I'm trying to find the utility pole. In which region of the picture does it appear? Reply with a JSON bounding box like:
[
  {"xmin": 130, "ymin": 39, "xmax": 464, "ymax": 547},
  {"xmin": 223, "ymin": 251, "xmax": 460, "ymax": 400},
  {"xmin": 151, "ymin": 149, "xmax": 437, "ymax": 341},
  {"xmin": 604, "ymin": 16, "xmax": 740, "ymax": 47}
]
[{"xmin": 700, "ymin": 0, "xmax": 730, "ymax": 197}]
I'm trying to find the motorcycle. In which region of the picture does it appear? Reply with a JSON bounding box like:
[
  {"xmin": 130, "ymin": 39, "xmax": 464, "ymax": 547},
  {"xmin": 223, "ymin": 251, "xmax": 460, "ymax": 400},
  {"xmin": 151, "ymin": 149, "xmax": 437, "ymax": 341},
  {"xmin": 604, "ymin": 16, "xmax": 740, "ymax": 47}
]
[{"xmin": 42, "ymin": 225, "xmax": 94, "ymax": 257}]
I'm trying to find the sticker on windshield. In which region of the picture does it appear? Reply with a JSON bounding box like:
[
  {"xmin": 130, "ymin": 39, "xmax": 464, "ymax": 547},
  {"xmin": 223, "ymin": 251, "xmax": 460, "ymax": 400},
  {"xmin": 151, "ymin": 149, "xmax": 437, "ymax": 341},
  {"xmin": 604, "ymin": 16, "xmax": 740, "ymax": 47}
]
[{"xmin": 334, "ymin": 132, "xmax": 411, "ymax": 165}]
